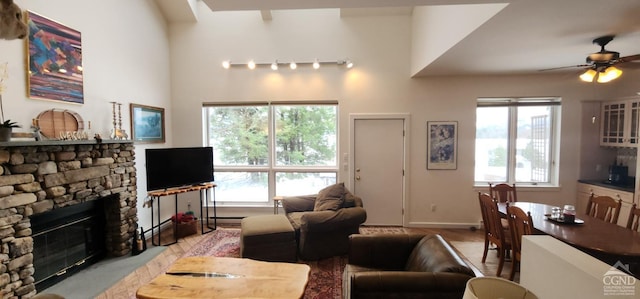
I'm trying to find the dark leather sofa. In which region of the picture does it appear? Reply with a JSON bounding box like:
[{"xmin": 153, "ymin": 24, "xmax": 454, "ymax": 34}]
[{"xmin": 343, "ymin": 234, "xmax": 477, "ymax": 299}]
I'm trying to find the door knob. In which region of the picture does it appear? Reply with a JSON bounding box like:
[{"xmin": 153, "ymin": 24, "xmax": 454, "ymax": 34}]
[
  {"xmin": 356, "ymin": 168, "xmax": 361, "ymax": 172},
  {"xmin": 355, "ymin": 175, "xmax": 361, "ymax": 180}
]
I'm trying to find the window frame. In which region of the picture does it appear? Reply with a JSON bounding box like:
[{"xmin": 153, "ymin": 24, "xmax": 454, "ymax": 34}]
[
  {"xmin": 202, "ymin": 101, "xmax": 339, "ymax": 206},
  {"xmin": 474, "ymin": 97, "xmax": 561, "ymax": 187}
]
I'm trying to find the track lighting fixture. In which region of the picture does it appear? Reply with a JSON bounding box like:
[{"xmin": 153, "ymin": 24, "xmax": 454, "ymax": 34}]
[{"xmin": 221, "ymin": 58, "xmax": 354, "ymax": 70}]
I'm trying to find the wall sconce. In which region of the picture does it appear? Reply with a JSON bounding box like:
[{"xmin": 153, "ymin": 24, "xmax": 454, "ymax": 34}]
[{"xmin": 222, "ymin": 58, "xmax": 354, "ymax": 70}]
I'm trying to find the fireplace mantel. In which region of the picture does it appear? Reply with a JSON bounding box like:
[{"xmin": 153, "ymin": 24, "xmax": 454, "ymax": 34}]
[{"xmin": 0, "ymin": 139, "xmax": 133, "ymax": 147}]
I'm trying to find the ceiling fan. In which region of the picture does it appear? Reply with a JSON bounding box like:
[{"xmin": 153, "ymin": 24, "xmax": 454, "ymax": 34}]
[{"xmin": 541, "ymin": 35, "xmax": 640, "ymax": 83}]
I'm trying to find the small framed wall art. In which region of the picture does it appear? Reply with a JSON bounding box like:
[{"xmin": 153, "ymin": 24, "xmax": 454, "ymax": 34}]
[
  {"xmin": 130, "ymin": 104, "xmax": 165, "ymax": 143},
  {"xmin": 427, "ymin": 121, "xmax": 458, "ymax": 170}
]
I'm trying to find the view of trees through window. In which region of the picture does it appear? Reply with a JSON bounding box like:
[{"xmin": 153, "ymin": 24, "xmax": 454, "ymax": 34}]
[{"xmin": 204, "ymin": 103, "xmax": 337, "ymax": 203}]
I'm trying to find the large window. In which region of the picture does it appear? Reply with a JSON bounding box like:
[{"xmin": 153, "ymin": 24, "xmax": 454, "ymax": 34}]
[
  {"xmin": 475, "ymin": 98, "xmax": 561, "ymax": 186},
  {"xmin": 203, "ymin": 102, "xmax": 338, "ymax": 205}
]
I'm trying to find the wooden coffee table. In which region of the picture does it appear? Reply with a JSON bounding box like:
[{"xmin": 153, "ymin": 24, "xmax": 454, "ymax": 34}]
[{"xmin": 136, "ymin": 256, "xmax": 310, "ymax": 299}]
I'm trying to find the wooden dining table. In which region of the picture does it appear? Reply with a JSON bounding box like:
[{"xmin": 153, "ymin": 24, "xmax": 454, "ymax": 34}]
[{"xmin": 498, "ymin": 201, "xmax": 640, "ymax": 277}]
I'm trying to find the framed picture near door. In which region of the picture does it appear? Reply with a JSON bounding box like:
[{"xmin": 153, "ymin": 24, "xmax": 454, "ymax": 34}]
[{"xmin": 427, "ymin": 121, "xmax": 457, "ymax": 170}]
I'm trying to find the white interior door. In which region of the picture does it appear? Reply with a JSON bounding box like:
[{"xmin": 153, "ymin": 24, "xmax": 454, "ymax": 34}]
[{"xmin": 352, "ymin": 117, "xmax": 405, "ymax": 226}]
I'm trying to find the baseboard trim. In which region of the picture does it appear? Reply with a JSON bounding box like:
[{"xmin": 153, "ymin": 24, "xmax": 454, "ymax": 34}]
[{"xmin": 406, "ymin": 221, "xmax": 482, "ymax": 230}]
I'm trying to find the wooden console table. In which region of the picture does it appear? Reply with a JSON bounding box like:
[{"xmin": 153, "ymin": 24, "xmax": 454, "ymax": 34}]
[{"xmin": 148, "ymin": 183, "xmax": 216, "ymax": 246}]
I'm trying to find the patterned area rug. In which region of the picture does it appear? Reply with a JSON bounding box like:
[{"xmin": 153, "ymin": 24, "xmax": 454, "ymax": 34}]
[
  {"xmin": 182, "ymin": 228, "xmax": 346, "ymax": 299},
  {"xmin": 182, "ymin": 227, "xmax": 489, "ymax": 298}
]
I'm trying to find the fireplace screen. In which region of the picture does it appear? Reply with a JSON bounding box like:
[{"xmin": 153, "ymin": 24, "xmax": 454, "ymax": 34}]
[{"xmin": 31, "ymin": 199, "xmax": 106, "ymax": 291}]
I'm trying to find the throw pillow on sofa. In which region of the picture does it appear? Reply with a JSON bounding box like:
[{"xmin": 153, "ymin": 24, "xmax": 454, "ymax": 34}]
[
  {"xmin": 314, "ymin": 182, "xmax": 345, "ymax": 211},
  {"xmin": 342, "ymin": 188, "xmax": 361, "ymax": 208}
]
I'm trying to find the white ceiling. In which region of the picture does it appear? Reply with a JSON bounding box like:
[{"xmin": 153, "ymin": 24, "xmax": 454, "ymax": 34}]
[{"xmin": 155, "ymin": 0, "xmax": 640, "ymax": 77}]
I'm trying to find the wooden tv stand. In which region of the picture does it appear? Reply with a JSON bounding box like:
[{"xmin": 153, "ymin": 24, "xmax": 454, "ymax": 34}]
[{"xmin": 147, "ymin": 183, "xmax": 216, "ymax": 246}]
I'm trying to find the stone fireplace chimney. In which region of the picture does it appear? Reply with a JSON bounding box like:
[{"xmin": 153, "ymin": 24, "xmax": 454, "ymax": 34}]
[{"xmin": 0, "ymin": 140, "xmax": 136, "ymax": 298}]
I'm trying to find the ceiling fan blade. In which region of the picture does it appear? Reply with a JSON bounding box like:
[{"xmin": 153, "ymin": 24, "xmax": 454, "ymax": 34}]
[
  {"xmin": 618, "ymin": 61, "xmax": 640, "ymax": 69},
  {"xmin": 538, "ymin": 64, "xmax": 590, "ymax": 72},
  {"xmin": 617, "ymin": 54, "xmax": 640, "ymax": 63}
]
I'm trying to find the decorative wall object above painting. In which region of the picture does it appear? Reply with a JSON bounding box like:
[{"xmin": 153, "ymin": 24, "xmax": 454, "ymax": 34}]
[
  {"xmin": 25, "ymin": 11, "xmax": 83, "ymax": 104},
  {"xmin": 427, "ymin": 121, "xmax": 458, "ymax": 170}
]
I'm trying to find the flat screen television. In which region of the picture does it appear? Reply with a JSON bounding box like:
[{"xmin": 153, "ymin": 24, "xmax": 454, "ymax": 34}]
[{"xmin": 145, "ymin": 147, "xmax": 214, "ymax": 191}]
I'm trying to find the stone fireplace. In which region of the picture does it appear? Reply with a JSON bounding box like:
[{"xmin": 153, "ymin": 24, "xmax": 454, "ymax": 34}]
[{"xmin": 0, "ymin": 140, "xmax": 137, "ymax": 298}]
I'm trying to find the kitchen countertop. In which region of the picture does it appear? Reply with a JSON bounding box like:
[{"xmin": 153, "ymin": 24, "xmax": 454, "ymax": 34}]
[{"xmin": 578, "ymin": 179, "xmax": 635, "ymax": 193}]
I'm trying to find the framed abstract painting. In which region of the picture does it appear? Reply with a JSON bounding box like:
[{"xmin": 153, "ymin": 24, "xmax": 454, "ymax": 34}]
[
  {"xmin": 427, "ymin": 121, "xmax": 458, "ymax": 170},
  {"xmin": 130, "ymin": 104, "xmax": 165, "ymax": 144},
  {"xmin": 25, "ymin": 11, "xmax": 83, "ymax": 104}
]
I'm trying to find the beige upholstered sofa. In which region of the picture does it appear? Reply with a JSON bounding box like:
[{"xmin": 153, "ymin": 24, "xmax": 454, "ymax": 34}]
[{"xmin": 281, "ymin": 183, "xmax": 367, "ymax": 260}]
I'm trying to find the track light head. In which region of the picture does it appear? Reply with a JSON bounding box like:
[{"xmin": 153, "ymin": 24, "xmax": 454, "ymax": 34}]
[{"xmin": 346, "ymin": 60, "xmax": 354, "ymax": 69}]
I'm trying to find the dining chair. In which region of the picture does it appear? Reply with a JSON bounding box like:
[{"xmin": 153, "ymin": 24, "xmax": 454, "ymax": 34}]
[
  {"xmin": 478, "ymin": 192, "xmax": 511, "ymax": 277},
  {"xmin": 489, "ymin": 183, "xmax": 517, "ymax": 203},
  {"xmin": 626, "ymin": 203, "xmax": 640, "ymax": 232},
  {"xmin": 506, "ymin": 205, "xmax": 534, "ymax": 281},
  {"xmin": 586, "ymin": 194, "xmax": 622, "ymax": 224}
]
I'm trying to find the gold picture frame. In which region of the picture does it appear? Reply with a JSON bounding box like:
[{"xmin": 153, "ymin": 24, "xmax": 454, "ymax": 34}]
[{"xmin": 130, "ymin": 104, "xmax": 165, "ymax": 144}]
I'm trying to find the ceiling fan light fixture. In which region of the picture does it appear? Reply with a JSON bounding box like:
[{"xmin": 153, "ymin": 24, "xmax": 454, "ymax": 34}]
[
  {"xmin": 597, "ymin": 66, "xmax": 622, "ymax": 83},
  {"xmin": 580, "ymin": 69, "xmax": 597, "ymax": 82}
]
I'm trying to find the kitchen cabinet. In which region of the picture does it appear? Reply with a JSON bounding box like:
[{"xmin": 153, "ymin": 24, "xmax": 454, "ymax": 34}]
[
  {"xmin": 600, "ymin": 100, "xmax": 640, "ymax": 147},
  {"xmin": 576, "ymin": 182, "xmax": 634, "ymax": 227}
]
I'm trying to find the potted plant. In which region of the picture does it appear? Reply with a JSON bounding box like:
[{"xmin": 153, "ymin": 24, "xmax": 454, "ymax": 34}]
[
  {"xmin": 0, "ymin": 120, "xmax": 20, "ymax": 142},
  {"xmin": 0, "ymin": 62, "xmax": 20, "ymax": 142}
]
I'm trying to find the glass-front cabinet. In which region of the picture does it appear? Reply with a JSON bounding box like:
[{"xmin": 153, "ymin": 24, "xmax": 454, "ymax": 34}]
[{"xmin": 601, "ymin": 100, "xmax": 640, "ymax": 147}]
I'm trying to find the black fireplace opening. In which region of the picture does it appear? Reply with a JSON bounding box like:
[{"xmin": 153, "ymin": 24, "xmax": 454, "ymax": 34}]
[{"xmin": 31, "ymin": 198, "xmax": 107, "ymax": 291}]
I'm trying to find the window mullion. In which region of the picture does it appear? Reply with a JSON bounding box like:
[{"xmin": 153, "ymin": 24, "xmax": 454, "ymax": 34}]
[
  {"xmin": 268, "ymin": 104, "xmax": 275, "ymax": 201},
  {"xmin": 508, "ymin": 106, "xmax": 518, "ymax": 183}
]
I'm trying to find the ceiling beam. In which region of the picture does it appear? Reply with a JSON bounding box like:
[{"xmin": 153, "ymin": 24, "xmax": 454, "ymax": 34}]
[
  {"xmin": 261, "ymin": 10, "xmax": 273, "ymax": 21},
  {"xmin": 202, "ymin": 0, "xmax": 509, "ymax": 11}
]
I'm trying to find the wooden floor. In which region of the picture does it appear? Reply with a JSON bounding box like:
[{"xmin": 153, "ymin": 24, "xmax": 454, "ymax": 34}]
[{"xmin": 93, "ymin": 223, "xmax": 495, "ymax": 298}]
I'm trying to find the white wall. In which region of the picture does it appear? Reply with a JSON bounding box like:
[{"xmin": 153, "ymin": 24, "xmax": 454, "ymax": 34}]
[
  {"xmin": 410, "ymin": 4, "xmax": 507, "ymax": 77},
  {"xmin": 0, "ymin": 0, "xmax": 172, "ymax": 231},
  {"xmin": 520, "ymin": 235, "xmax": 636, "ymax": 299},
  {"xmin": 167, "ymin": 4, "xmax": 640, "ymax": 227},
  {"xmin": 4, "ymin": 2, "xmax": 638, "ymax": 230}
]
